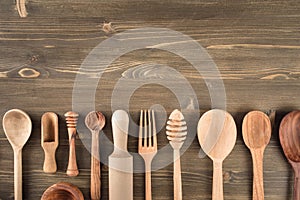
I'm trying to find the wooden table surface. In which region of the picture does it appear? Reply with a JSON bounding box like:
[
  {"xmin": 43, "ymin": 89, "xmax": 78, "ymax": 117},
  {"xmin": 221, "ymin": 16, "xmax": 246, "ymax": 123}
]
[{"xmin": 1, "ymin": 0, "xmax": 300, "ymax": 199}]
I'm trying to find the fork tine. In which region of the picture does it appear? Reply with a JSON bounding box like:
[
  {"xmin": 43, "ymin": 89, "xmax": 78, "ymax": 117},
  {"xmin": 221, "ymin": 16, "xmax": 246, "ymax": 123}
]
[
  {"xmin": 144, "ymin": 109, "xmax": 147, "ymax": 147},
  {"xmin": 139, "ymin": 110, "xmax": 143, "ymax": 148},
  {"xmin": 152, "ymin": 110, "xmax": 157, "ymax": 148},
  {"xmin": 148, "ymin": 110, "xmax": 152, "ymax": 147}
]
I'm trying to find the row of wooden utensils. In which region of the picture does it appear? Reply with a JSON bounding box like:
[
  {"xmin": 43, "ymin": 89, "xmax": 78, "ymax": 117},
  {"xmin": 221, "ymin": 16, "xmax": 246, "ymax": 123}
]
[{"xmin": 2, "ymin": 108, "xmax": 300, "ymax": 200}]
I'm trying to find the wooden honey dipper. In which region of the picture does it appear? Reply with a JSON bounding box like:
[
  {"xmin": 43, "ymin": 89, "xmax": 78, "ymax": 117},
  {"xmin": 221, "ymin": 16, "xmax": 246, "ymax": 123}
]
[
  {"xmin": 65, "ymin": 111, "xmax": 79, "ymax": 177},
  {"xmin": 166, "ymin": 109, "xmax": 187, "ymax": 200}
]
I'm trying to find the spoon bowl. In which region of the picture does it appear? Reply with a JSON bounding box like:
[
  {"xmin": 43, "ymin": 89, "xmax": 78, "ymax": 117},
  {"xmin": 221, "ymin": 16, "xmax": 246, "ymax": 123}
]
[
  {"xmin": 197, "ymin": 109, "xmax": 237, "ymax": 200},
  {"xmin": 197, "ymin": 109, "xmax": 237, "ymax": 161},
  {"xmin": 279, "ymin": 111, "xmax": 300, "ymax": 162},
  {"xmin": 243, "ymin": 111, "xmax": 271, "ymax": 149},
  {"xmin": 85, "ymin": 111, "xmax": 105, "ymax": 132},
  {"xmin": 3, "ymin": 109, "xmax": 32, "ymax": 149},
  {"xmin": 2, "ymin": 109, "xmax": 32, "ymax": 200},
  {"xmin": 279, "ymin": 111, "xmax": 300, "ymax": 200}
]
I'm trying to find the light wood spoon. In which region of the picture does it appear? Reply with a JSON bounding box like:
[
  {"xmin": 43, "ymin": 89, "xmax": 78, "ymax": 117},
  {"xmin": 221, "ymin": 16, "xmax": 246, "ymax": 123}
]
[
  {"xmin": 197, "ymin": 109, "xmax": 237, "ymax": 200},
  {"xmin": 279, "ymin": 111, "xmax": 300, "ymax": 200},
  {"xmin": 2, "ymin": 109, "xmax": 32, "ymax": 200},
  {"xmin": 242, "ymin": 111, "xmax": 272, "ymax": 200},
  {"xmin": 85, "ymin": 111, "xmax": 106, "ymax": 200}
]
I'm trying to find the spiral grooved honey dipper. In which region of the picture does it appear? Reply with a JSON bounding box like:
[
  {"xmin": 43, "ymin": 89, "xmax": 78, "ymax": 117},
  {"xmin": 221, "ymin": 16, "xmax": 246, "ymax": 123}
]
[
  {"xmin": 166, "ymin": 109, "xmax": 187, "ymax": 200},
  {"xmin": 65, "ymin": 111, "xmax": 79, "ymax": 177}
]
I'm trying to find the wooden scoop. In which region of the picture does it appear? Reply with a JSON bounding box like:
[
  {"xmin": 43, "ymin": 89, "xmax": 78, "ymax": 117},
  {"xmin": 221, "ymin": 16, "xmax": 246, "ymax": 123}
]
[
  {"xmin": 85, "ymin": 111, "xmax": 106, "ymax": 200},
  {"xmin": 279, "ymin": 111, "xmax": 300, "ymax": 200},
  {"xmin": 41, "ymin": 112, "xmax": 59, "ymax": 173},
  {"xmin": 242, "ymin": 111, "xmax": 272, "ymax": 200},
  {"xmin": 197, "ymin": 109, "xmax": 237, "ymax": 200},
  {"xmin": 2, "ymin": 109, "xmax": 32, "ymax": 200}
]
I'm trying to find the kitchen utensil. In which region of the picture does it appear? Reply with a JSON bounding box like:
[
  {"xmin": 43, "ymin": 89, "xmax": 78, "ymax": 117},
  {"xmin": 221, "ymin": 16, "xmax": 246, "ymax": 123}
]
[
  {"xmin": 197, "ymin": 109, "xmax": 237, "ymax": 200},
  {"xmin": 65, "ymin": 111, "xmax": 79, "ymax": 176},
  {"xmin": 138, "ymin": 110, "xmax": 157, "ymax": 200},
  {"xmin": 279, "ymin": 111, "xmax": 300, "ymax": 200},
  {"xmin": 166, "ymin": 109, "xmax": 187, "ymax": 200},
  {"xmin": 41, "ymin": 112, "xmax": 59, "ymax": 173},
  {"xmin": 109, "ymin": 110, "xmax": 133, "ymax": 200},
  {"xmin": 2, "ymin": 109, "xmax": 32, "ymax": 200},
  {"xmin": 85, "ymin": 111, "xmax": 106, "ymax": 200},
  {"xmin": 41, "ymin": 182, "xmax": 84, "ymax": 200},
  {"xmin": 242, "ymin": 111, "xmax": 272, "ymax": 200}
]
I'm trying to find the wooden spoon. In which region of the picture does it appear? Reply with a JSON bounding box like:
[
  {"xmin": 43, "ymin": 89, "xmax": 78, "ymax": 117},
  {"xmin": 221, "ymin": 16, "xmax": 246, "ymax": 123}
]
[
  {"xmin": 85, "ymin": 111, "xmax": 106, "ymax": 200},
  {"xmin": 279, "ymin": 111, "xmax": 300, "ymax": 200},
  {"xmin": 197, "ymin": 109, "xmax": 237, "ymax": 200},
  {"xmin": 2, "ymin": 109, "xmax": 32, "ymax": 200},
  {"xmin": 242, "ymin": 111, "xmax": 272, "ymax": 200},
  {"xmin": 41, "ymin": 112, "xmax": 59, "ymax": 173}
]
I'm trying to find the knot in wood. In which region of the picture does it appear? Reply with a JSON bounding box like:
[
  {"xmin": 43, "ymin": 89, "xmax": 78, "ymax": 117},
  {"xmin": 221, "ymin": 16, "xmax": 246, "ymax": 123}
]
[{"xmin": 18, "ymin": 67, "xmax": 40, "ymax": 78}]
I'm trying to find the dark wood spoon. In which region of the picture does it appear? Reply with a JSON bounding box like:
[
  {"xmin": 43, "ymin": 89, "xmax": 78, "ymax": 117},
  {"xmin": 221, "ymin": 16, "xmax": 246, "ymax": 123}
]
[
  {"xmin": 279, "ymin": 111, "xmax": 300, "ymax": 200},
  {"xmin": 242, "ymin": 111, "xmax": 272, "ymax": 200},
  {"xmin": 85, "ymin": 111, "xmax": 106, "ymax": 200}
]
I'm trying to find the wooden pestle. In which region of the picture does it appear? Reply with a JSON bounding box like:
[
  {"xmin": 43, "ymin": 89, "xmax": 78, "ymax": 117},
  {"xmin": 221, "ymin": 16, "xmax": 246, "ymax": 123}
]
[{"xmin": 65, "ymin": 111, "xmax": 79, "ymax": 177}]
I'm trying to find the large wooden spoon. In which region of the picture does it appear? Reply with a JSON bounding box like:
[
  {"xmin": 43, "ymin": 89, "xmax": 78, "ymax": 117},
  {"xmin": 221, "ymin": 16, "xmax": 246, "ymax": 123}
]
[
  {"xmin": 279, "ymin": 111, "xmax": 300, "ymax": 200},
  {"xmin": 2, "ymin": 109, "xmax": 32, "ymax": 200},
  {"xmin": 242, "ymin": 111, "xmax": 272, "ymax": 200},
  {"xmin": 85, "ymin": 111, "xmax": 106, "ymax": 200},
  {"xmin": 197, "ymin": 109, "xmax": 237, "ymax": 200}
]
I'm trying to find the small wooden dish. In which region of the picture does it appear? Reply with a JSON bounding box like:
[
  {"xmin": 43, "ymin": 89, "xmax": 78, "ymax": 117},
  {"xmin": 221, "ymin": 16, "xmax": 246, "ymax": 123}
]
[{"xmin": 41, "ymin": 182, "xmax": 84, "ymax": 200}]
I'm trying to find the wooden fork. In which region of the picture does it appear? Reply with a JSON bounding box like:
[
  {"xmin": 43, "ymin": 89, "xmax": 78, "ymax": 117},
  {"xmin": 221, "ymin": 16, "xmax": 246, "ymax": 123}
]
[{"xmin": 138, "ymin": 110, "xmax": 157, "ymax": 200}]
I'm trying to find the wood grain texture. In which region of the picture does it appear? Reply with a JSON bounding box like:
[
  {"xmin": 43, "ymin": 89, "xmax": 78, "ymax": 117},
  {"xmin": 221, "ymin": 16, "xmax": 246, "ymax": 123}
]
[{"xmin": 0, "ymin": 0, "xmax": 300, "ymax": 199}]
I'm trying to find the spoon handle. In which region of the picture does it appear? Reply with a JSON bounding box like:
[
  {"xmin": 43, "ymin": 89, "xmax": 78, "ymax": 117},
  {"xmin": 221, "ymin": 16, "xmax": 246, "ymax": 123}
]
[
  {"xmin": 251, "ymin": 148, "xmax": 265, "ymax": 200},
  {"xmin": 294, "ymin": 175, "xmax": 299, "ymax": 200},
  {"xmin": 212, "ymin": 160, "xmax": 223, "ymax": 200},
  {"xmin": 14, "ymin": 148, "xmax": 22, "ymax": 200},
  {"xmin": 91, "ymin": 131, "xmax": 101, "ymax": 200},
  {"xmin": 173, "ymin": 149, "xmax": 182, "ymax": 200},
  {"xmin": 291, "ymin": 162, "xmax": 300, "ymax": 200}
]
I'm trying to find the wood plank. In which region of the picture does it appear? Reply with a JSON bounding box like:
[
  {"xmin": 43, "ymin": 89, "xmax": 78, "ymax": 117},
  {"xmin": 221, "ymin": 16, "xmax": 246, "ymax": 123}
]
[{"xmin": 0, "ymin": 0, "xmax": 300, "ymax": 199}]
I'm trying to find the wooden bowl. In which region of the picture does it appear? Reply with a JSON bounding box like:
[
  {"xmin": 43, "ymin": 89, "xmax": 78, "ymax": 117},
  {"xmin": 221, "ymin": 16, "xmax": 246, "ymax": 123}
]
[{"xmin": 41, "ymin": 182, "xmax": 84, "ymax": 200}]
